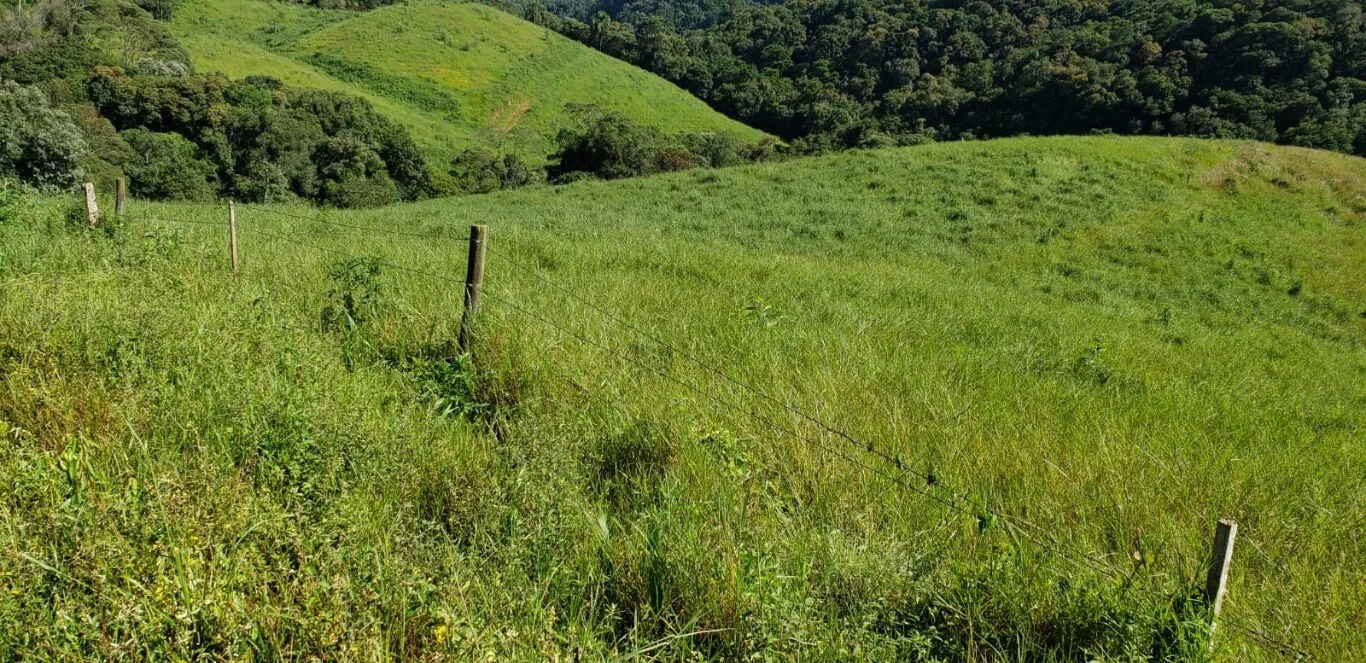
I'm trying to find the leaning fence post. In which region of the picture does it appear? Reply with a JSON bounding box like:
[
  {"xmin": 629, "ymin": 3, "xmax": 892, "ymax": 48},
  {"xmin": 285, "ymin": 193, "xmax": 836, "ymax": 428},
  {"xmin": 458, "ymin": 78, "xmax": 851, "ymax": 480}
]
[
  {"xmin": 83, "ymin": 182, "xmax": 99, "ymax": 227},
  {"xmin": 1204, "ymin": 518, "xmax": 1238, "ymax": 648},
  {"xmin": 458, "ymin": 224, "xmax": 488, "ymax": 352},
  {"xmin": 115, "ymin": 177, "xmax": 127, "ymax": 216},
  {"xmin": 1205, "ymin": 519, "xmax": 1238, "ymax": 615},
  {"xmin": 228, "ymin": 200, "xmax": 239, "ymax": 274}
]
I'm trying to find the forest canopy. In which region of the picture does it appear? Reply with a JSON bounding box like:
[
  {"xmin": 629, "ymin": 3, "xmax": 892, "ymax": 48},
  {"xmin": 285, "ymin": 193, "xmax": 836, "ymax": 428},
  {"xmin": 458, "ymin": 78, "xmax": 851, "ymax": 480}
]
[
  {"xmin": 0, "ymin": 0, "xmax": 432, "ymax": 206},
  {"xmin": 529, "ymin": 0, "xmax": 1366, "ymax": 155}
]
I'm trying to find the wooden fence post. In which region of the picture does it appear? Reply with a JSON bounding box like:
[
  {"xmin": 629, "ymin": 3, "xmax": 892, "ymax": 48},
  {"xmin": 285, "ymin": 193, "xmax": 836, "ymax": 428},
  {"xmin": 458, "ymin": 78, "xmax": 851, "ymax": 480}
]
[
  {"xmin": 228, "ymin": 200, "xmax": 239, "ymax": 274},
  {"xmin": 458, "ymin": 224, "xmax": 488, "ymax": 352},
  {"xmin": 83, "ymin": 182, "xmax": 99, "ymax": 227},
  {"xmin": 1204, "ymin": 518, "xmax": 1238, "ymax": 651},
  {"xmin": 115, "ymin": 177, "xmax": 127, "ymax": 215},
  {"xmin": 1204, "ymin": 519, "xmax": 1238, "ymax": 616}
]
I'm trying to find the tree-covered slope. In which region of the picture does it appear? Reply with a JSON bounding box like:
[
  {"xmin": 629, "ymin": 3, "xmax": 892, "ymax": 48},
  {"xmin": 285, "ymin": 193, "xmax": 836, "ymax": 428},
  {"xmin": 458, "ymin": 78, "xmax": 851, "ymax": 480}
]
[
  {"xmin": 1, "ymin": 0, "xmax": 440, "ymax": 207},
  {"xmin": 170, "ymin": 0, "xmax": 768, "ymax": 164},
  {"xmin": 2, "ymin": 137, "xmax": 1363, "ymax": 660},
  {"xmin": 535, "ymin": 0, "xmax": 1366, "ymax": 155}
]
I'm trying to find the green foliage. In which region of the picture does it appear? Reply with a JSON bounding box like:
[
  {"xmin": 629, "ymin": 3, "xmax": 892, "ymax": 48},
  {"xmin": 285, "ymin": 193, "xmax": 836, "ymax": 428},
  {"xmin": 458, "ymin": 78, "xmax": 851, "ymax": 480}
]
[
  {"xmin": 0, "ymin": 81, "xmax": 87, "ymax": 191},
  {"xmin": 287, "ymin": 0, "xmax": 402, "ymax": 8},
  {"xmin": 551, "ymin": 104, "xmax": 666, "ymax": 179},
  {"xmin": 408, "ymin": 351, "xmax": 491, "ymax": 419},
  {"xmin": 134, "ymin": 0, "xmax": 186, "ymax": 20},
  {"xmin": 682, "ymin": 131, "xmax": 746, "ymax": 168},
  {"xmin": 320, "ymin": 255, "xmax": 385, "ymax": 331},
  {"xmin": 315, "ymin": 135, "xmax": 401, "ymax": 208},
  {"xmin": 118, "ymin": 128, "xmax": 217, "ymax": 201},
  {"xmin": 551, "ymin": 103, "xmax": 769, "ymax": 180},
  {"xmin": 0, "ymin": 33, "xmax": 109, "ymax": 86},
  {"xmin": 0, "ymin": 2, "xmax": 435, "ymax": 208},
  {"xmin": 0, "ymin": 180, "xmax": 36, "ymax": 226},
  {"xmin": 0, "ymin": 0, "xmax": 191, "ymax": 87},
  {"xmin": 380, "ymin": 338, "xmax": 526, "ymax": 423},
  {"xmin": 542, "ymin": 0, "xmax": 1366, "ymax": 157},
  {"xmin": 83, "ymin": 67, "xmax": 433, "ymax": 206},
  {"xmin": 449, "ymin": 145, "xmax": 537, "ymax": 193}
]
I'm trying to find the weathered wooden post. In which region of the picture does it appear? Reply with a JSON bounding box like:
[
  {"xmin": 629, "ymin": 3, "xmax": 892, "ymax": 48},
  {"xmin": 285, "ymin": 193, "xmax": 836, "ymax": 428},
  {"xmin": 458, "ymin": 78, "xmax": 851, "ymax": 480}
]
[
  {"xmin": 458, "ymin": 224, "xmax": 488, "ymax": 352},
  {"xmin": 1205, "ymin": 519, "xmax": 1237, "ymax": 615},
  {"xmin": 83, "ymin": 182, "xmax": 99, "ymax": 227},
  {"xmin": 228, "ymin": 200, "xmax": 239, "ymax": 274},
  {"xmin": 115, "ymin": 177, "xmax": 127, "ymax": 215},
  {"xmin": 1204, "ymin": 518, "xmax": 1238, "ymax": 649}
]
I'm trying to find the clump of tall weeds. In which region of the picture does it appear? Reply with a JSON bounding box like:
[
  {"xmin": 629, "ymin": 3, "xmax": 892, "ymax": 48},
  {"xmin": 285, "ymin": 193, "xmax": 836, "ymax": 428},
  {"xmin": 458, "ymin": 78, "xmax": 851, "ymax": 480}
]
[{"xmin": 320, "ymin": 256, "xmax": 386, "ymax": 332}]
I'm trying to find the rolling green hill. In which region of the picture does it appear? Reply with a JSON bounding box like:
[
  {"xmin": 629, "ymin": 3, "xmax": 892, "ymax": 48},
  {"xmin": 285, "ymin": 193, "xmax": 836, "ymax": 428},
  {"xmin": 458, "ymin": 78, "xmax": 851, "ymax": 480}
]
[
  {"xmin": 2, "ymin": 137, "xmax": 1363, "ymax": 660},
  {"xmin": 169, "ymin": 0, "xmax": 767, "ymax": 165}
]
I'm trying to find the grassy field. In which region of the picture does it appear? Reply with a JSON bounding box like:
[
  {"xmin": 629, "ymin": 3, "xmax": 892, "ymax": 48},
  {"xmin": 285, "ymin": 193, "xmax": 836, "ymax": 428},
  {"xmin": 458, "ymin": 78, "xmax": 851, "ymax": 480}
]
[
  {"xmin": 1, "ymin": 136, "xmax": 1363, "ymax": 660},
  {"xmin": 169, "ymin": 0, "xmax": 767, "ymax": 165}
]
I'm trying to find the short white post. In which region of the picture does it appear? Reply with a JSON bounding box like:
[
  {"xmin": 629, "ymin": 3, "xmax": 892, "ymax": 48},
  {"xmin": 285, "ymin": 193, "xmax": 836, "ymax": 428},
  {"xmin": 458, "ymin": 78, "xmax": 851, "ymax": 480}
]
[{"xmin": 83, "ymin": 183, "xmax": 100, "ymax": 227}]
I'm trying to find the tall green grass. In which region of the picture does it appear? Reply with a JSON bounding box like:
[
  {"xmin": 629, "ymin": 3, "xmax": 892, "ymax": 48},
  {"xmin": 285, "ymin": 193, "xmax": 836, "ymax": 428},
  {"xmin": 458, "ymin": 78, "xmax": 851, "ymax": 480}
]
[
  {"xmin": 169, "ymin": 0, "xmax": 767, "ymax": 165},
  {"xmin": 1, "ymin": 137, "xmax": 1362, "ymax": 660}
]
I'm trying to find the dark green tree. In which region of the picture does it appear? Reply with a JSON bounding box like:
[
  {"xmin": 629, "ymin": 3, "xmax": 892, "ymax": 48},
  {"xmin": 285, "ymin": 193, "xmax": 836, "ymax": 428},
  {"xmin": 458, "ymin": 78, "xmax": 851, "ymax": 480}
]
[
  {"xmin": 0, "ymin": 81, "xmax": 87, "ymax": 191},
  {"xmin": 119, "ymin": 128, "xmax": 217, "ymax": 201}
]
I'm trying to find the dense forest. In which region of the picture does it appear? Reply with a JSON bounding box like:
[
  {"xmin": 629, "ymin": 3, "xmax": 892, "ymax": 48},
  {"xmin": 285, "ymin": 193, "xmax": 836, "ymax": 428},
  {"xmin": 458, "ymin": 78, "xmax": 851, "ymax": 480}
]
[
  {"xmin": 0, "ymin": 0, "xmax": 434, "ymax": 204},
  {"xmin": 1, "ymin": 0, "xmax": 768, "ymax": 203},
  {"xmin": 523, "ymin": 0, "xmax": 1366, "ymax": 155}
]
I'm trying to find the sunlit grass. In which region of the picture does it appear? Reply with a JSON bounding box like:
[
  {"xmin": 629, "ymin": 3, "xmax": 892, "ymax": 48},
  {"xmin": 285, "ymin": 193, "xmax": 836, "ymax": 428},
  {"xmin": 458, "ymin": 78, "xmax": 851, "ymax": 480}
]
[{"xmin": 0, "ymin": 137, "xmax": 1362, "ymax": 660}]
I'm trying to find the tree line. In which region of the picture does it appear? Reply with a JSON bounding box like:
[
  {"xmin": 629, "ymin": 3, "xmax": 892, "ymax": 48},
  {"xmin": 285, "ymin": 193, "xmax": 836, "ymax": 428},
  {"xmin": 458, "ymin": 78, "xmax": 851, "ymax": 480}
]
[
  {"xmin": 1, "ymin": 0, "xmax": 772, "ymax": 205},
  {"xmin": 1, "ymin": 0, "xmax": 433, "ymax": 205},
  {"xmin": 521, "ymin": 0, "xmax": 1366, "ymax": 156}
]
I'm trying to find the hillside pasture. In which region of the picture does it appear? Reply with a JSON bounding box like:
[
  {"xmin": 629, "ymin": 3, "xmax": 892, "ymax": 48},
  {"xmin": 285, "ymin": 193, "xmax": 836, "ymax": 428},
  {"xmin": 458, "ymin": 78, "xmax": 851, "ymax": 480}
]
[
  {"xmin": 0, "ymin": 137, "xmax": 1362, "ymax": 660},
  {"xmin": 169, "ymin": 0, "xmax": 767, "ymax": 165}
]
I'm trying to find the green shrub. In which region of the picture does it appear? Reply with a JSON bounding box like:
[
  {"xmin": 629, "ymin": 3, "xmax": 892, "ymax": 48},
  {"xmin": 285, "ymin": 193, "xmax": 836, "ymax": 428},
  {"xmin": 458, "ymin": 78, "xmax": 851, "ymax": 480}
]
[
  {"xmin": 682, "ymin": 132, "xmax": 746, "ymax": 168},
  {"xmin": 586, "ymin": 420, "xmax": 676, "ymax": 510},
  {"xmin": 134, "ymin": 0, "xmax": 185, "ymax": 20},
  {"xmin": 234, "ymin": 159, "xmax": 294, "ymax": 204},
  {"xmin": 316, "ymin": 136, "xmax": 400, "ymax": 208},
  {"xmin": 119, "ymin": 128, "xmax": 216, "ymax": 201},
  {"xmin": 0, "ymin": 33, "xmax": 109, "ymax": 87},
  {"xmin": 451, "ymin": 146, "xmax": 503, "ymax": 194},
  {"xmin": 450, "ymin": 146, "xmax": 537, "ymax": 194},
  {"xmin": 320, "ymin": 256, "xmax": 386, "ymax": 332},
  {"xmin": 289, "ymin": 88, "xmax": 432, "ymax": 203},
  {"xmin": 552, "ymin": 104, "xmax": 772, "ymax": 182},
  {"xmin": 2, "ymin": 4, "xmax": 435, "ymax": 210},
  {"xmin": 243, "ymin": 107, "xmax": 327, "ymax": 200},
  {"xmin": 0, "ymin": 81, "xmax": 87, "ymax": 191},
  {"xmin": 551, "ymin": 104, "xmax": 667, "ymax": 181},
  {"xmin": 84, "ymin": 69, "xmax": 432, "ymax": 207}
]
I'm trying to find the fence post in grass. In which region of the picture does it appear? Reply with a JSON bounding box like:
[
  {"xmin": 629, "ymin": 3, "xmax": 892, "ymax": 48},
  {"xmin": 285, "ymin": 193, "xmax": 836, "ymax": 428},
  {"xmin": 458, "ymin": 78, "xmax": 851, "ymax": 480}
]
[
  {"xmin": 458, "ymin": 224, "xmax": 488, "ymax": 352},
  {"xmin": 115, "ymin": 177, "xmax": 127, "ymax": 215},
  {"xmin": 1204, "ymin": 518, "xmax": 1238, "ymax": 649},
  {"xmin": 1204, "ymin": 519, "xmax": 1237, "ymax": 615},
  {"xmin": 228, "ymin": 200, "xmax": 239, "ymax": 274},
  {"xmin": 83, "ymin": 182, "xmax": 99, "ymax": 227}
]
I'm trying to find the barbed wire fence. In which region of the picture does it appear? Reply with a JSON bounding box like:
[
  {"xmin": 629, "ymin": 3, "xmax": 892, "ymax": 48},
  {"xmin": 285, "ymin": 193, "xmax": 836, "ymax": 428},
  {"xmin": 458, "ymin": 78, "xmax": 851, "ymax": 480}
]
[{"xmin": 107, "ymin": 199, "xmax": 1316, "ymax": 662}]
